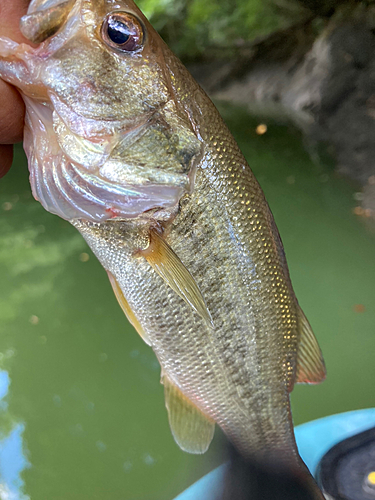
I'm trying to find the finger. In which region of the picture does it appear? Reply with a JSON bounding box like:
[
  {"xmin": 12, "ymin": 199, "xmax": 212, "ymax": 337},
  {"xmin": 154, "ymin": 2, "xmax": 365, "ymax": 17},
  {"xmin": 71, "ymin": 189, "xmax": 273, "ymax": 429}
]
[
  {"xmin": 0, "ymin": 1, "xmax": 31, "ymax": 43},
  {"xmin": 0, "ymin": 0, "xmax": 31, "ymax": 176},
  {"xmin": 0, "ymin": 79, "xmax": 25, "ymax": 144},
  {"xmin": 0, "ymin": 145, "xmax": 14, "ymax": 179},
  {"xmin": 0, "ymin": 0, "xmax": 31, "ymax": 144}
]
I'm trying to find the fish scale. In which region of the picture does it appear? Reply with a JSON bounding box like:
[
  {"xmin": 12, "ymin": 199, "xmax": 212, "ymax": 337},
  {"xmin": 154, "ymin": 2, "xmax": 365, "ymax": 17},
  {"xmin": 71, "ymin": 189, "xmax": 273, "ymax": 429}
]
[
  {"xmin": 74, "ymin": 139, "xmax": 299, "ymax": 457},
  {"xmin": 73, "ymin": 96, "xmax": 303, "ymax": 461}
]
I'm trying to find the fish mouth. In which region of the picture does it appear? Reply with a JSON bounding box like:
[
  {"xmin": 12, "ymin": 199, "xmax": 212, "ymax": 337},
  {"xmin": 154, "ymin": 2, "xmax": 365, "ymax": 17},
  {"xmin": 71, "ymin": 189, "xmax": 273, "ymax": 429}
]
[{"xmin": 25, "ymin": 94, "xmax": 202, "ymax": 222}]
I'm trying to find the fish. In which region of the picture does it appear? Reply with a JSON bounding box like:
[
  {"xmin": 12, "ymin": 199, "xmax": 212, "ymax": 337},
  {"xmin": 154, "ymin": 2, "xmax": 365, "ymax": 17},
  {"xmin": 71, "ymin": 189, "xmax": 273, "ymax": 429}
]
[{"xmin": 0, "ymin": 0, "xmax": 326, "ymax": 497}]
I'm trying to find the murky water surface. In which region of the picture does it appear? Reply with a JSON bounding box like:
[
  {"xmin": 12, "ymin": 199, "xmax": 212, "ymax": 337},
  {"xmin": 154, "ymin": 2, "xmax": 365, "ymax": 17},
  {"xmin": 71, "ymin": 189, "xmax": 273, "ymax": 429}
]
[{"xmin": 0, "ymin": 105, "xmax": 374, "ymax": 499}]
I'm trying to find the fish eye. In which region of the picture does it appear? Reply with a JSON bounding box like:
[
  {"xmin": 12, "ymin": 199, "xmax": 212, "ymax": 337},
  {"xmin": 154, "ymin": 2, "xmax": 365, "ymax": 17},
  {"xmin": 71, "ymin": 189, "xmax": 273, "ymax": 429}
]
[{"xmin": 101, "ymin": 12, "xmax": 144, "ymax": 52}]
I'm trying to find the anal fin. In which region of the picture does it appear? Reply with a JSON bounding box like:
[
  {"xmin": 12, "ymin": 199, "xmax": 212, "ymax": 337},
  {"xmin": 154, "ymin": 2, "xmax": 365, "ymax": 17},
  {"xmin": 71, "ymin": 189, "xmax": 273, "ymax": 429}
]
[
  {"xmin": 296, "ymin": 306, "xmax": 326, "ymax": 384},
  {"xmin": 163, "ymin": 375, "xmax": 215, "ymax": 454},
  {"xmin": 141, "ymin": 229, "xmax": 214, "ymax": 329},
  {"xmin": 107, "ymin": 271, "xmax": 151, "ymax": 346}
]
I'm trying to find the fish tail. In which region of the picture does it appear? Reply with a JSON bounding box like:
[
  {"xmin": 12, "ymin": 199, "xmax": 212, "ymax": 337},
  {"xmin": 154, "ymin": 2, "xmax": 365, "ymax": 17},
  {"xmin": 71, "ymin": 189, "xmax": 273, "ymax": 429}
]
[
  {"xmin": 295, "ymin": 459, "xmax": 325, "ymax": 500},
  {"xmin": 221, "ymin": 443, "xmax": 325, "ymax": 500}
]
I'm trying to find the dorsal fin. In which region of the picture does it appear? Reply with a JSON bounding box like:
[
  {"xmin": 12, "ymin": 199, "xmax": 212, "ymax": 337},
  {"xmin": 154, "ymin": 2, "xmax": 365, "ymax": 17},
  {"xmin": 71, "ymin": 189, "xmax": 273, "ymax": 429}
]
[
  {"xmin": 20, "ymin": 0, "xmax": 74, "ymax": 43},
  {"xmin": 107, "ymin": 271, "xmax": 151, "ymax": 346},
  {"xmin": 141, "ymin": 229, "xmax": 214, "ymax": 329},
  {"xmin": 295, "ymin": 306, "xmax": 326, "ymax": 384},
  {"xmin": 163, "ymin": 375, "xmax": 215, "ymax": 454}
]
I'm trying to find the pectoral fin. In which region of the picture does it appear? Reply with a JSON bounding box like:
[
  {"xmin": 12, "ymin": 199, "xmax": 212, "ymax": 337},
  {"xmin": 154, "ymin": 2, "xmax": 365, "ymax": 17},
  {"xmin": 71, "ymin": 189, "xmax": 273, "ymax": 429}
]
[
  {"xmin": 163, "ymin": 376, "xmax": 215, "ymax": 454},
  {"xmin": 296, "ymin": 306, "xmax": 326, "ymax": 384},
  {"xmin": 107, "ymin": 271, "xmax": 151, "ymax": 346},
  {"xmin": 20, "ymin": 0, "xmax": 74, "ymax": 44},
  {"xmin": 142, "ymin": 229, "xmax": 214, "ymax": 329}
]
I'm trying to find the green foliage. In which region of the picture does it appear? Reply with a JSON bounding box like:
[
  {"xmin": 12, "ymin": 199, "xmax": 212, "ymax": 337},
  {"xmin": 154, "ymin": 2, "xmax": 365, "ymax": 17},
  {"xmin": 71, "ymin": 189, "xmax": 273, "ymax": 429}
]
[{"xmin": 136, "ymin": 0, "xmax": 309, "ymax": 59}]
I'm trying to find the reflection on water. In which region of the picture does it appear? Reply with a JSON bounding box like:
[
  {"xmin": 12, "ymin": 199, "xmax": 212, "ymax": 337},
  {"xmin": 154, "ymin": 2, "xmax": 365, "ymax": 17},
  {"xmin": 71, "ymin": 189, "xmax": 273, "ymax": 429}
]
[{"xmin": 0, "ymin": 370, "xmax": 30, "ymax": 500}]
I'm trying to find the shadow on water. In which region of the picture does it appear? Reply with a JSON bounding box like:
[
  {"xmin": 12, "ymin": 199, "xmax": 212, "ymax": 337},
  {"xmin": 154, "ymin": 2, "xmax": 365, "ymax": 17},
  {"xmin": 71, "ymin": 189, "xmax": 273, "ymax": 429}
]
[{"xmin": 0, "ymin": 104, "xmax": 374, "ymax": 499}]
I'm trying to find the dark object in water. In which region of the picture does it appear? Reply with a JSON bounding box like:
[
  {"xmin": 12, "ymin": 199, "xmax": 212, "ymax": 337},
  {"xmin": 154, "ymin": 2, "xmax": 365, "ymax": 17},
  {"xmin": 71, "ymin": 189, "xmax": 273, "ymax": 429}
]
[{"xmin": 317, "ymin": 426, "xmax": 375, "ymax": 499}]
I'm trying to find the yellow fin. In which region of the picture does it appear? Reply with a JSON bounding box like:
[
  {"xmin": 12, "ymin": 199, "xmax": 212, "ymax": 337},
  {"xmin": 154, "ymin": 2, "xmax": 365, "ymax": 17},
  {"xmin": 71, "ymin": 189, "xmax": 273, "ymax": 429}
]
[
  {"xmin": 20, "ymin": 1, "xmax": 74, "ymax": 44},
  {"xmin": 142, "ymin": 229, "xmax": 214, "ymax": 328},
  {"xmin": 163, "ymin": 376, "xmax": 215, "ymax": 454},
  {"xmin": 296, "ymin": 306, "xmax": 326, "ymax": 384},
  {"xmin": 107, "ymin": 271, "xmax": 151, "ymax": 346}
]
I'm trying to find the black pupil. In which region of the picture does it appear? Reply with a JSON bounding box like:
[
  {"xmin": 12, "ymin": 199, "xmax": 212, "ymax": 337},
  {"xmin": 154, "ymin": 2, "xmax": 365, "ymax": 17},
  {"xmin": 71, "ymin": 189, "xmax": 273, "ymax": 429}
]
[{"xmin": 107, "ymin": 18, "xmax": 131, "ymax": 45}]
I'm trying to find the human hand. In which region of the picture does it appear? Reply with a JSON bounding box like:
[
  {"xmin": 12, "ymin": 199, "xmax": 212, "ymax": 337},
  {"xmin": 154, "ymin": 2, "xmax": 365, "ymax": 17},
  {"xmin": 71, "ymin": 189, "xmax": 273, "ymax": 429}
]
[{"xmin": 0, "ymin": 1, "xmax": 30, "ymax": 178}]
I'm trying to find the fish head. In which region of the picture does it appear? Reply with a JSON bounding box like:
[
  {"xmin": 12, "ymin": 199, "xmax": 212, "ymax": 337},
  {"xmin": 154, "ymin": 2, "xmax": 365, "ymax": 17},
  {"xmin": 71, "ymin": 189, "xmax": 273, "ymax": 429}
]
[{"xmin": 0, "ymin": 0, "xmax": 202, "ymax": 221}]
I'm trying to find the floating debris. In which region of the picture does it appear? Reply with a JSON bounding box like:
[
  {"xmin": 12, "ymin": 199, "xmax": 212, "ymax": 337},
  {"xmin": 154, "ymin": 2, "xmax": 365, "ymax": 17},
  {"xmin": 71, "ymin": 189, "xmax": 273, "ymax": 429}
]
[
  {"xmin": 79, "ymin": 252, "xmax": 90, "ymax": 262},
  {"xmin": 255, "ymin": 124, "xmax": 267, "ymax": 135},
  {"xmin": 353, "ymin": 304, "xmax": 365, "ymax": 313},
  {"xmin": 2, "ymin": 202, "xmax": 12, "ymax": 211},
  {"xmin": 143, "ymin": 453, "xmax": 155, "ymax": 466},
  {"xmin": 353, "ymin": 206, "xmax": 373, "ymax": 217},
  {"xmin": 353, "ymin": 192, "xmax": 364, "ymax": 201},
  {"xmin": 29, "ymin": 315, "xmax": 39, "ymax": 325}
]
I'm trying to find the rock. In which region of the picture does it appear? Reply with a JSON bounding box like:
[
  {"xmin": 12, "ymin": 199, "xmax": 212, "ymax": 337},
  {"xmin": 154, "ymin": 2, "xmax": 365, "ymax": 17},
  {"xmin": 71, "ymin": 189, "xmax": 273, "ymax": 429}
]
[{"xmin": 192, "ymin": 6, "xmax": 375, "ymax": 188}]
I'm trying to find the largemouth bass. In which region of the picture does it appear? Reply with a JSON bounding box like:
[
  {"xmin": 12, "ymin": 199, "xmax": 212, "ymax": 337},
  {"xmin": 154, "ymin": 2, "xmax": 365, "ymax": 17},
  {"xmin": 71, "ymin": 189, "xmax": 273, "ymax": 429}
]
[{"xmin": 0, "ymin": 0, "xmax": 326, "ymax": 496}]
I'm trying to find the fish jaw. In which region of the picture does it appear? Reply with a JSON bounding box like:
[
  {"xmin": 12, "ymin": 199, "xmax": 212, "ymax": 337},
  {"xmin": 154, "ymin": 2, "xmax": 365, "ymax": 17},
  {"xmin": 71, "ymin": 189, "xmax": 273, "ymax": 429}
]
[{"xmin": 0, "ymin": 0, "xmax": 202, "ymax": 222}]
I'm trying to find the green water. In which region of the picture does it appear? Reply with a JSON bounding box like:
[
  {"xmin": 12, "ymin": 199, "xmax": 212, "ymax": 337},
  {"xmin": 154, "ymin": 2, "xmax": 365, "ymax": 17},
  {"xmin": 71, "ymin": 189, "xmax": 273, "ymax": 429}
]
[{"xmin": 0, "ymin": 105, "xmax": 374, "ymax": 499}]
